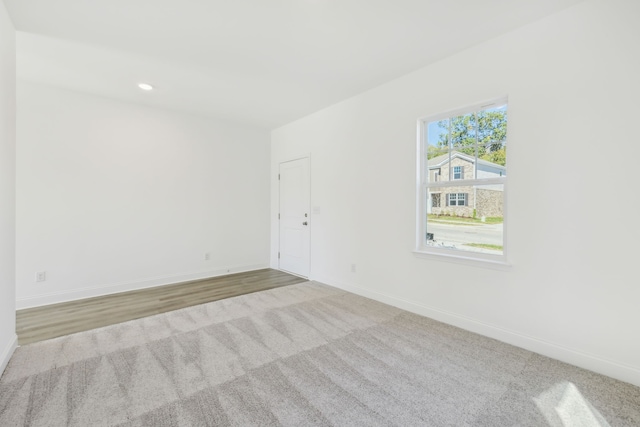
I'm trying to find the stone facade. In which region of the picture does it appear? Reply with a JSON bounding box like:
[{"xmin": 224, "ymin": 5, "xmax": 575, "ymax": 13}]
[
  {"xmin": 429, "ymin": 186, "xmax": 503, "ymax": 218},
  {"xmin": 476, "ymin": 188, "xmax": 503, "ymax": 217},
  {"xmin": 428, "ymin": 151, "xmax": 504, "ymax": 219},
  {"xmin": 430, "ymin": 185, "xmax": 474, "ymax": 217}
]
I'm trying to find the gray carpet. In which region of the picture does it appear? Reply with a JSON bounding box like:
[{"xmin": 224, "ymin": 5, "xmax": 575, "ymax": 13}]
[{"xmin": 1, "ymin": 282, "xmax": 638, "ymax": 426}]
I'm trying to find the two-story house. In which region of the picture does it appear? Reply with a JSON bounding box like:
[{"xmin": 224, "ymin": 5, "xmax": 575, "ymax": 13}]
[{"xmin": 427, "ymin": 150, "xmax": 505, "ymax": 218}]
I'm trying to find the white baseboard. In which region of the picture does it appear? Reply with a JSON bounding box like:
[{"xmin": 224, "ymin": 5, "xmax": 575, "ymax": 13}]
[
  {"xmin": 0, "ymin": 334, "xmax": 18, "ymax": 377},
  {"xmin": 314, "ymin": 275, "xmax": 640, "ymax": 388},
  {"xmin": 16, "ymin": 264, "xmax": 270, "ymax": 310}
]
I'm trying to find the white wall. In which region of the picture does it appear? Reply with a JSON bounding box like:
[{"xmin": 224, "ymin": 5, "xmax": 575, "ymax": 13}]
[
  {"xmin": 0, "ymin": 0, "xmax": 17, "ymax": 374},
  {"xmin": 271, "ymin": 0, "xmax": 640, "ymax": 386},
  {"xmin": 16, "ymin": 83, "xmax": 270, "ymax": 308}
]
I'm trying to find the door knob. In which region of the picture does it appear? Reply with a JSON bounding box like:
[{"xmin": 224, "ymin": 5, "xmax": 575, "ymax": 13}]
[{"xmin": 303, "ymin": 221, "xmax": 308, "ymax": 226}]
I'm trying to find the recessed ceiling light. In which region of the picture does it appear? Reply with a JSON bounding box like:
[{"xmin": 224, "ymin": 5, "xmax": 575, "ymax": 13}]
[{"xmin": 138, "ymin": 83, "xmax": 154, "ymax": 91}]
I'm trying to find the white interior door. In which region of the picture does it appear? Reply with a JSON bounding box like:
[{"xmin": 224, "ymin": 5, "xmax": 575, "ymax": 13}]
[{"xmin": 279, "ymin": 157, "xmax": 310, "ymax": 277}]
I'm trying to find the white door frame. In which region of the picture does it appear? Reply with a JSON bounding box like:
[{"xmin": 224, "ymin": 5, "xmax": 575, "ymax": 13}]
[{"xmin": 278, "ymin": 156, "xmax": 310, "ymax": 278}]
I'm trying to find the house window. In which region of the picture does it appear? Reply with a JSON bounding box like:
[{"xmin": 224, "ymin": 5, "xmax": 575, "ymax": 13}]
[
  {"xmin": 453, "ymin": 166, "xmax": 463, "ymax": 180},
  {"xmin": 448, "ymin": 193, "xmax": 467, "ymax": 206},
  {"xmin": 432, "ymin": 193, "xmax": 441, "ymax": 208},
  {"xmin": 416, "ymin": 97, "xmax": 508, "ymax": 265}
]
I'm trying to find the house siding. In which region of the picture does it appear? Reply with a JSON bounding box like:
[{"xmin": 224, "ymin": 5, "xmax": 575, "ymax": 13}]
[
  {"xmin": 430, "ymin": 185, "xmax": 474, "ymax": 217},
  {"xmin": 476, "ymin": 188, "xmax": 503, "ymax": 217},
  {"xmin": 430, "ymin": 187, "xmax": 503, "ymax": 218},
  {"xmin": 431, "ymin": 156, "xmax": 473, "ymax": 182},
  {"xmin": 428, "ymin": 153, "xmax": 504, "ymax": 218}
]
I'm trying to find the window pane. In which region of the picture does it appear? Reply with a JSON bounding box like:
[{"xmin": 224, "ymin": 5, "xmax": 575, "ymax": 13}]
[
  {"xmin": 481, "ymin": 141, "xmax": 507, "ymax": 175},
  {"xmin": 477, "ymin": 105, "xmax": 507, "ymax": 173},
  {"xmin": 448, "ymin": 112, "xmax": 477, "ymax": 179},
  {"xmin": 426, "ymin": 183, "xmax": 504, "ymax": 255},
  {"xmin": 449, "ymin": 112, "xmax": 476, "ymax": 148},
  {"xmin": 426, "ymin": 119, "xmax": 449, "ymax": 158},
  {"xmin": 450, "ymin": 112, "xmax": 477, "ymax": 175},
  {"xmin": 426, "ymin": 119, "xmax": 448, "ymax": 183},
  {"xmin": 426, "ymin": 104, "xmax": 507, "ymax": 183}
]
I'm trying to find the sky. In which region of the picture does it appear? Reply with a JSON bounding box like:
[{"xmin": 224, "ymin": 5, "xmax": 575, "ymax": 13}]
[{"xmin": 426, "ymin": 104, "xmax": 507, "ymax": 148}]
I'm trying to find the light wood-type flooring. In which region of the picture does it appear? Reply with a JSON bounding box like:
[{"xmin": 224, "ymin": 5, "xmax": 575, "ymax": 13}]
[{"xmin": 16, "ymin": 268, "xmax": 307, "ymax": 345}]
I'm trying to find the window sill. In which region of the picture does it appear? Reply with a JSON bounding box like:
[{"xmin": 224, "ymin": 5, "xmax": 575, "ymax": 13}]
[{"xmin": 413, "ymin": 248, "xmax": 512, "ymax": 271}]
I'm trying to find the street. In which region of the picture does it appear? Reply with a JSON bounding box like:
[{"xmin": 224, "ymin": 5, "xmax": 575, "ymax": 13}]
[{"xmin": 427, "ymin": 220, "xmax": 503, "ymax": 253}]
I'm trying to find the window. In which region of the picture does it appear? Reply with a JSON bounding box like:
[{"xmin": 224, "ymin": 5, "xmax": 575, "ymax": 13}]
[
  {"xmin": 453, "ymin": 166, "xmax": 463, "ymax": 180},
  {"xmin": 432, "ymin": 193, "xmax": 441, "ymax": 208},
  {"xmin": 416, "ymin": 98, "xmax": 508, "ymax": 265},
  {"xmin": 448, "ymin": 193, "xmax": 467, "ymax": 206}
]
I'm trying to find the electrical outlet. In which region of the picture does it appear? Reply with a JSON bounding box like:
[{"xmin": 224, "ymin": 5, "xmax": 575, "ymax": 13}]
[
  {"xmin": 351, "ymin": 264, "xmax": 356, "ymax": 273},
  {"xmin": 36, "ymin": 271, "xmax": 46, "ymax": 282},
  {"xmin": 204, "ymin": 252, "xmax": 210, "ymax": 261}
]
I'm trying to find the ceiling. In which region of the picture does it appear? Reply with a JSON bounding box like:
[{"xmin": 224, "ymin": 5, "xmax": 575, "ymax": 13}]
[{"xmin": 4, "ymin": 0, "xmax": 583, "ymax": 129}]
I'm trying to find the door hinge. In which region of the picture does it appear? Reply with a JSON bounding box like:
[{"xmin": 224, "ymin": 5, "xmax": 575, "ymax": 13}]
[
  {"xmin": 278, "ymin": 174, "xmax": 280, "ymax": 180},
  {"xmin": 278, "ymin": 213, "xmax": 280, "ymax": 220},
  {"xmin": 278, "ymin": 252, "xmax": 280, "ymax": 259}
]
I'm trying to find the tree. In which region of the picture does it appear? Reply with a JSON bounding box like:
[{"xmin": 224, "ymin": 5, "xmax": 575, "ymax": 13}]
[
  {"xmin": 434, "ymin": 109, "xmax": 507, "ymax": 166},
  {"xmin": 427, "ymin": 144, "xmax": 447, "ymax": 159}
]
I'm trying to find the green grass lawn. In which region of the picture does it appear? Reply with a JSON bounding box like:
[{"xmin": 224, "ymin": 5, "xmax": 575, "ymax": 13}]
[{"xmin": 464, "ymin": 243, "xmax": 503, "ymax": 251}]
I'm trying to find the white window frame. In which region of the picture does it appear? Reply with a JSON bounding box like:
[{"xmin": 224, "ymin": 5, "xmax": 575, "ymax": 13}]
[
  {"xmin": 448, "ymin": 193, "xmax": 467, "ymax": 206},
  {"xmin": 453, "ymin": 166, "xmax": 463, "ymax": 180},
  {"xmin": 414, "ymin": 97, "xmax": 510, "ymax": 269}
]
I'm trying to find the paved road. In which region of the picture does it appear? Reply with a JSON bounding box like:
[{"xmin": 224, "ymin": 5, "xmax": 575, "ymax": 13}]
[{"xmin": 428, "ymin": 221, "xmax": 503, "ymax": 248}]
